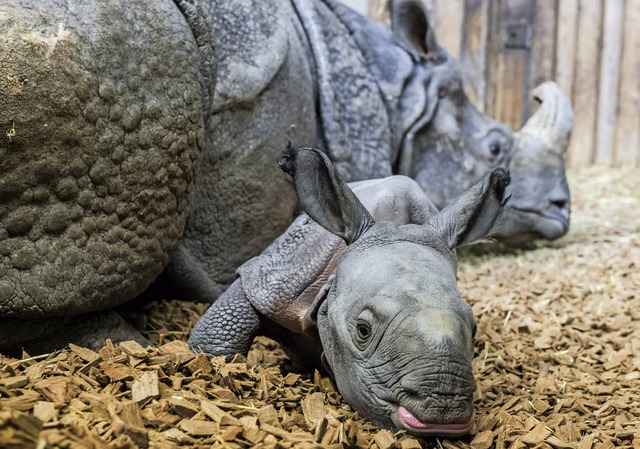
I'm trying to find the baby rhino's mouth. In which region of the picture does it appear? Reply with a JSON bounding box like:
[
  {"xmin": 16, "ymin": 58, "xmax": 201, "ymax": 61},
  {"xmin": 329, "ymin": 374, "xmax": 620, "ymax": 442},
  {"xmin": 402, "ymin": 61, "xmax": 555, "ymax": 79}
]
[{"xmin": 396, "ymin": 406, "xmax": 475, "ymax": 437}]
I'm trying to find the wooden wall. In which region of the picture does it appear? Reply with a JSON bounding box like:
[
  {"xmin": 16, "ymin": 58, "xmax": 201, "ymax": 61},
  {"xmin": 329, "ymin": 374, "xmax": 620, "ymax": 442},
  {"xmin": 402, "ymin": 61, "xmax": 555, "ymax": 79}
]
[{"xmin": 367, "ymin": 0, "xmax": 640, "ymax": 168}]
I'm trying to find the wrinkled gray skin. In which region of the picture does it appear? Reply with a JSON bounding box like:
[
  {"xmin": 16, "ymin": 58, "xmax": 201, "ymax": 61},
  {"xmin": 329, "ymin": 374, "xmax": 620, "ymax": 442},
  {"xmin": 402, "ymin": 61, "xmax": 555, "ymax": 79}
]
[
  {"xmin": 334, "ymin": 1, "xmax": 573, "ymax": 244},
  {"xmin": 0, "ymin": 0, "xmax": 570, "ymax": 352},
  {"xmin": 190, "ymin": 146, "xmax": 511, "ymax": 436}
]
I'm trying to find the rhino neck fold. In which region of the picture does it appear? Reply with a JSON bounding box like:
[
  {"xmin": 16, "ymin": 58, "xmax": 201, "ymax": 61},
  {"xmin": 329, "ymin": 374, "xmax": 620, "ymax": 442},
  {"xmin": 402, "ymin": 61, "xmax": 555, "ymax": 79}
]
[
  {"xmin": 323, "ymin": 0, "xmax": 446, "ymax": 178},
  {"xmin": 290, "ymin": 0, "xmax": 393, "ymax": 181}
]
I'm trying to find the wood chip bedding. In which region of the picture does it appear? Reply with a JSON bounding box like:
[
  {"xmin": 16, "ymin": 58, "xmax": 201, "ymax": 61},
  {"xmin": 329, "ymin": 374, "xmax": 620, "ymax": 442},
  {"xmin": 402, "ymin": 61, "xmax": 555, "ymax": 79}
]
[{"xmin": 1, "ymin": 166, "xmax": 638, "ymax": 448}]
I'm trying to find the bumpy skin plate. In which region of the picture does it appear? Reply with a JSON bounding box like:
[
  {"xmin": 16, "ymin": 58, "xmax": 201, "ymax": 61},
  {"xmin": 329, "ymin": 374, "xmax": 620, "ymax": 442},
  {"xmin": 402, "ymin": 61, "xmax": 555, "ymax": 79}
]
[
  {"xmin": 237, "ymin": 215, "xmax": 344, "ymax": 335},
  {"xmin": 0, "ymin": 0, "xmax": 203, "ymax": 348}
]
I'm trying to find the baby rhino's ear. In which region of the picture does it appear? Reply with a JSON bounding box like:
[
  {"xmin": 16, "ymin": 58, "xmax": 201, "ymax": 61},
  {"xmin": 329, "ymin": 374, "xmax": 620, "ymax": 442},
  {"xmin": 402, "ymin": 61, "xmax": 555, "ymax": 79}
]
[
  {"xmin": 427, "ymin": 168, "xmax": 511, "ymax": 248},
  {"xmin": 279, "ymin": 145, "xmax": 375, "ymax": 245}
]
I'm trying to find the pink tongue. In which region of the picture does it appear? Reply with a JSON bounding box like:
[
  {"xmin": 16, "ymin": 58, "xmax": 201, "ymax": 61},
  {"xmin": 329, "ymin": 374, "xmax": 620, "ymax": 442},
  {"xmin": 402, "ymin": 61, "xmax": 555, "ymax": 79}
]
[
  {"xmin": 398, "ymin": 406, "xmax": 431, "ymax": 429},
  {"xmin": 397, "ymin": 406, "xmax": 474, "ymax": 430}
]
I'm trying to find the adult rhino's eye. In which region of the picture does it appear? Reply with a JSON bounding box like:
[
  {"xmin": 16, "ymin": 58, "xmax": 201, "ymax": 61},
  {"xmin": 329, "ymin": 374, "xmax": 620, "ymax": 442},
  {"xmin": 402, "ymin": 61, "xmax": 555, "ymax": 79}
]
[
  {"xmin": 356, "ymin": 320, "xmax": 371, "ymax": 342},
  {"xmin": 489, "ymin": 142, "xmax": 501, "ymax": 156}
]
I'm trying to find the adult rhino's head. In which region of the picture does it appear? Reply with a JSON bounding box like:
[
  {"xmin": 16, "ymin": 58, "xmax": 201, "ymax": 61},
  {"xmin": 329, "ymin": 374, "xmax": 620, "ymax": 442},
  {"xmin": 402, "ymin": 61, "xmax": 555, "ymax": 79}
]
[
  {"xmin": 370, "ymin": 0, "xmax": 573, "ymax": 244},
  {"xmin": 280, "ymin": 146, "xmax": 510, "ymax": 436}
]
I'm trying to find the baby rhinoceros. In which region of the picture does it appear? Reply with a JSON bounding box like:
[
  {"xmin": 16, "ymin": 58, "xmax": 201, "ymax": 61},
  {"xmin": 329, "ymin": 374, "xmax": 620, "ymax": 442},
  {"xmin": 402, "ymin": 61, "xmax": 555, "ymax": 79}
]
[{"xmin": 189, "ymin": 145, "xmax": 510, "ymax": 436}]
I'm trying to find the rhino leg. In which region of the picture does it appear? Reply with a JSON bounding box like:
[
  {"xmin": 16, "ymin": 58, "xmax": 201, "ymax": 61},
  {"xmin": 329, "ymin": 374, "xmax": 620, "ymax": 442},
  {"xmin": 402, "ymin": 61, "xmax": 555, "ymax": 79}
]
[
  {"xmin": 188, "ymin": 279, "xmax": 261, "ymax": 359},
  {"xmin": 0, "ymin": 311, "xmax": 147, "ymax": 356}
]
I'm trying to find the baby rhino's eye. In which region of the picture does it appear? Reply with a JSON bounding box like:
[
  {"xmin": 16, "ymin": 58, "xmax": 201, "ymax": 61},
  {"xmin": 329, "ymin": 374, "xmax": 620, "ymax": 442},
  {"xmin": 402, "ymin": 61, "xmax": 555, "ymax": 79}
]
[
  {"xmin": 354, "ymin": 309, "xmax": 375, "ymax": 349},
  {"xmin": 356, "ymin": 320, "xmax": 371, "ymax": 341}
]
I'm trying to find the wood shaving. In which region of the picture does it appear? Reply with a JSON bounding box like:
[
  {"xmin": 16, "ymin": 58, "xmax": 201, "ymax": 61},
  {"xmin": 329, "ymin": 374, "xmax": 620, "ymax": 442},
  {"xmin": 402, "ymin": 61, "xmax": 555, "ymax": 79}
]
[{"xmin": 1, "ymin": 166, "xmax": 639, "ymax": 448}]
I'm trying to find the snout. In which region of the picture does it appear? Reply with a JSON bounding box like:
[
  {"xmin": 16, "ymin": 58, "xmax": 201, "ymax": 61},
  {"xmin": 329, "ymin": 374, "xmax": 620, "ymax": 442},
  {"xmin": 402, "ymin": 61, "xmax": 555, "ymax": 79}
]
[
  {"xmin": 496, "ymin": 202, "xmax": 570, "ymax": 245},
  {"xmin": 391, "ymin": 371, "xmax": 476, "ymax": 437},
  {"xmin": 510, "ymin": 199, "xmax": 570, "ymax": 240},
  {"xmin": 387, "ymin": 309, "xmax": 476, "ymax": 436},
  {"xmin": 497, "ymin": 174, "xmax": 571, "ymax": 244}
]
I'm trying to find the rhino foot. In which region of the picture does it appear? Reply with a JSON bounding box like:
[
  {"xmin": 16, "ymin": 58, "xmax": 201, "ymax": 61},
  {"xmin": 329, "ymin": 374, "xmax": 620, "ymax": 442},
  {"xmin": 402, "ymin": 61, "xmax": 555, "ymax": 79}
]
[
  {"xmin": 188, "ymin": 279, "xmax": 262, "ymax": 360},
  {"xmin": 0, "ymin": 310, "xmax": 148, "ymax": 356}
]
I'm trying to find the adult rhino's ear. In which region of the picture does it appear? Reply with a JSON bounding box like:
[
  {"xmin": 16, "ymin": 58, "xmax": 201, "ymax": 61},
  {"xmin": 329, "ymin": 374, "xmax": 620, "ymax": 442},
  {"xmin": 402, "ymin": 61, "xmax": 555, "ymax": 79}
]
[
  {"xmin": 428, "ymin": 168, "xmax": 511, "ymax": 247},
  {"xmin": 389, "ymin": 0, "xmax": 439, "ymax": 60},
  {"xmin": 279, "ymin": 145, "xmax": 375, "ymax": 244}
]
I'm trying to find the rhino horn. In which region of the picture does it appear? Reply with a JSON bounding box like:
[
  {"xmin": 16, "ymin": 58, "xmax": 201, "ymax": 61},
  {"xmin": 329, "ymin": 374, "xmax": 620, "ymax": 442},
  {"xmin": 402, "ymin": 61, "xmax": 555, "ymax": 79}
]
[{"xmin": 517, "ymin": 82, "xmax": 573, "ymax": 157}]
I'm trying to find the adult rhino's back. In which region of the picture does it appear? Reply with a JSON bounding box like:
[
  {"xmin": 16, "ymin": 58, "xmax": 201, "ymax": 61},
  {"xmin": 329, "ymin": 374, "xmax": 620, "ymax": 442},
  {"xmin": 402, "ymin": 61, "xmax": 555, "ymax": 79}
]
[{"xmin": 0, "ymin": 1, "xmax": 204, "ymax": 322}]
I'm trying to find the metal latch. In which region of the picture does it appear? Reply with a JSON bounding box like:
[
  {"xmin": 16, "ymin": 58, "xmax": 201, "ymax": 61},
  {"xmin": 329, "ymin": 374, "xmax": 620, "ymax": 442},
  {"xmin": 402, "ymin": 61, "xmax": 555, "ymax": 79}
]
[{"xmin": 504, "ymin": 23, "xmax": 531, "ymax": 50}]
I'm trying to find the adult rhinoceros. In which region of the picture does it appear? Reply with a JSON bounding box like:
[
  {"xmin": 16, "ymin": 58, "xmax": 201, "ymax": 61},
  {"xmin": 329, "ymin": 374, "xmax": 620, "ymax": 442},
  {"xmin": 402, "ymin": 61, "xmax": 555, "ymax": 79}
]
[{"xmin": 0, "ymin": 0, "xmax": 572, "ymax": 351}]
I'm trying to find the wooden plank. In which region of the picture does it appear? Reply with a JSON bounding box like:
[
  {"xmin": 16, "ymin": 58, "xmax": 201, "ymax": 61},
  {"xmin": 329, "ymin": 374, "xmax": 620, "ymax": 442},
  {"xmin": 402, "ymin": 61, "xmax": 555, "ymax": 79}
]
[
  {"xmin": 529, "ymin": 0, "xmax": 557, "ymax": 93},
  {"xmin": 483, "ymin": 0, "xmax": 501, "ymax": 117},
  {"xmin": 554, "ymin": 0, "xmax": 579, "ymax": 101},
  {"xmin": 367, "ymin": 0, "xmax": 388, "ymax": 23},
  {"xmin": 553, "ymin": 0, "xmax": 579, "ymax": 166},
  {"xmin": 494, "ymin": 57, "xmax": 529, "ymax": 130},
  {"xmin": 568, "ymin": 0, "xmax": 603, "ymax": 168},
  {"xmin": 613, "ymin": 0, "xmax": 640, "ymax": 167},
  {"xmin": 433, "ymin": 0, "xmax": 465, "ymax": 59},
  {"xmin": 491, "ymin": 0, "xmax": 532, "ymax": 130},
  {"xmin": 460, "ymin": 0, "xmax": 491, "ymax": 111},
  {"xmin": 595, "ymin": 0, "xmax": 623, "ymax": 164}
]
